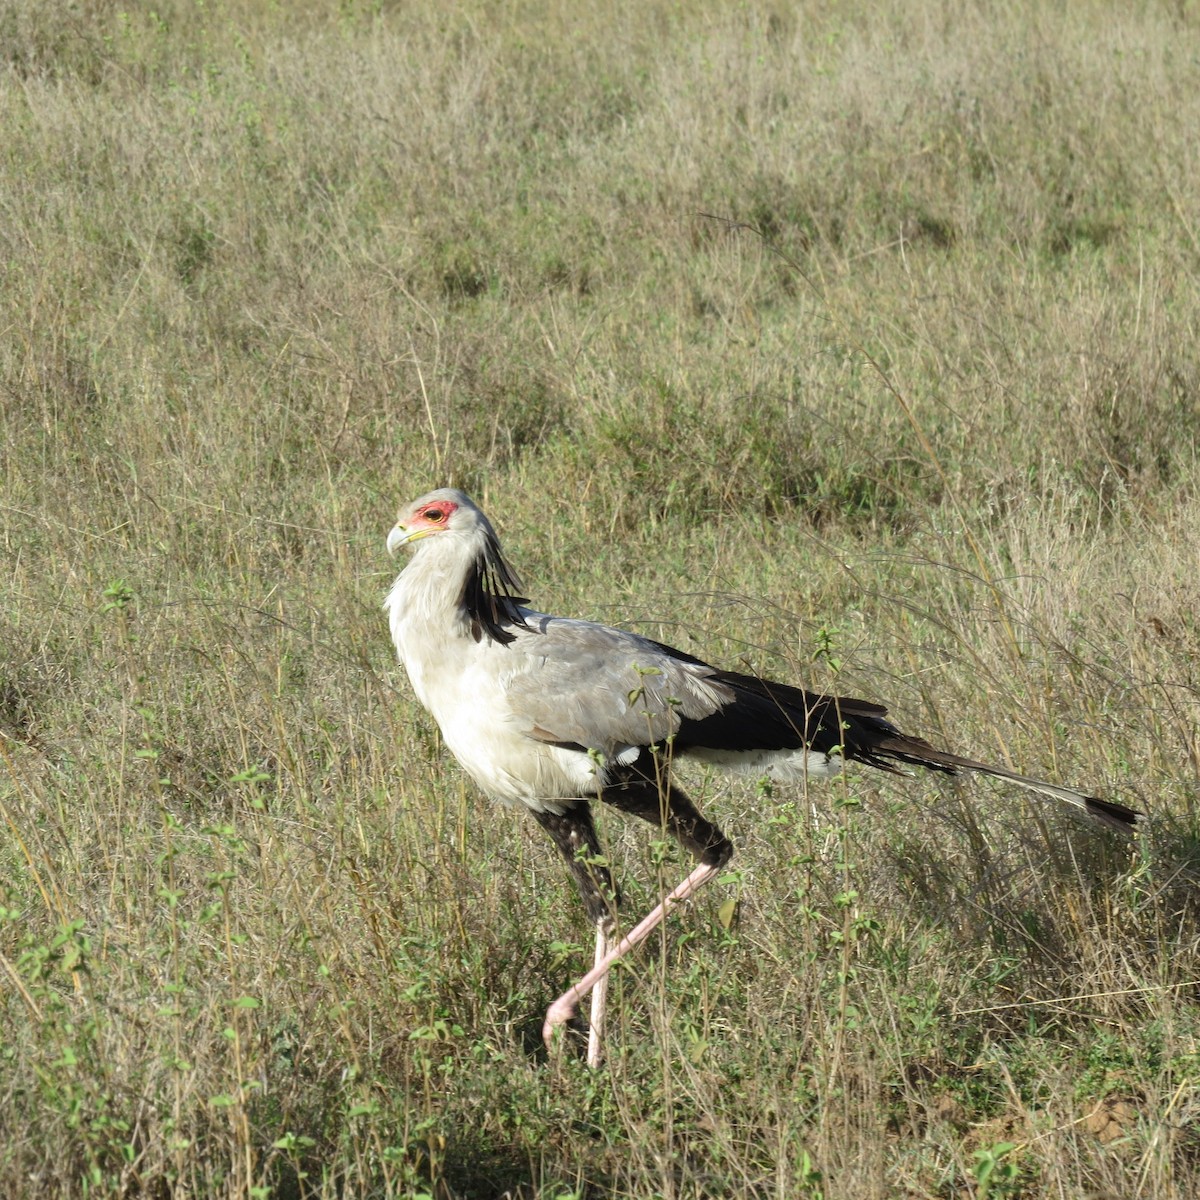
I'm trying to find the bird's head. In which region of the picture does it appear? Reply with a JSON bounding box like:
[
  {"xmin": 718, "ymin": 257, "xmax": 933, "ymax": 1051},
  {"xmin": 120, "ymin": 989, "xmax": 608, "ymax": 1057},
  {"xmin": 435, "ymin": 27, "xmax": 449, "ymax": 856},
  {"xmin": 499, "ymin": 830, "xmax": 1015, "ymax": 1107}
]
[
  {"xmin": 387, "ymin": 488, "xmax": 488, "ymax": 555},
  {"xmin": 386, "ymin": 488, "xmax": 528, "ymax": 641}
]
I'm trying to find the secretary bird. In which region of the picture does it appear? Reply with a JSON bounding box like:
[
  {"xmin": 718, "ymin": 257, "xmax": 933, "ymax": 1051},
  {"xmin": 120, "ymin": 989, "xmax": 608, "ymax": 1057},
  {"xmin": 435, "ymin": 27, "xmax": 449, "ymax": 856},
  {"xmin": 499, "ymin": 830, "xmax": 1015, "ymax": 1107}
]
[{"xmin": 384, "ymin": 487, "xmax": 1140, "ymax": 1067}]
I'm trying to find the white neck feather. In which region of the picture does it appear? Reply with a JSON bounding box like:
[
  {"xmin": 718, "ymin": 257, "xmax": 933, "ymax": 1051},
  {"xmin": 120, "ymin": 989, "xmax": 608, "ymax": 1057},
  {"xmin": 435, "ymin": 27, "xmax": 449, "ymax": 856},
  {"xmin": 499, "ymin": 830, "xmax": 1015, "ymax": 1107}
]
[{"xmin": 383, "ymin": 536, "xmax": 477, "ymax": 665}]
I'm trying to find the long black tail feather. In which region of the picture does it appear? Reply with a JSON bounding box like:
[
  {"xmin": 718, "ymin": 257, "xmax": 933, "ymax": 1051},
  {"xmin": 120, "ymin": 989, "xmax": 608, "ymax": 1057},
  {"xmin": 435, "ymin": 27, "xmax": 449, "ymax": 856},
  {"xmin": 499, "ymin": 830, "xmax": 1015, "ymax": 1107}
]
[
  {"xmin": 869, "ymin": 736, "xmax": 1143, "ymax": 833},
  {"xmin": 712, "ymin": 669, "xmax": 1143, "ymax": 834}
]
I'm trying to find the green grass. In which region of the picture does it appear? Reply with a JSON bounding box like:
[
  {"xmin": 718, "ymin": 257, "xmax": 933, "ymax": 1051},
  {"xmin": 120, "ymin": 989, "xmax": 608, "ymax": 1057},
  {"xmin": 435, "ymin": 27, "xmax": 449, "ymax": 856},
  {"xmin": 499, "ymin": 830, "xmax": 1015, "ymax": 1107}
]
[{"xmin": 3, "ymin": 0, "xmax": 1200, "ymax": 1195}]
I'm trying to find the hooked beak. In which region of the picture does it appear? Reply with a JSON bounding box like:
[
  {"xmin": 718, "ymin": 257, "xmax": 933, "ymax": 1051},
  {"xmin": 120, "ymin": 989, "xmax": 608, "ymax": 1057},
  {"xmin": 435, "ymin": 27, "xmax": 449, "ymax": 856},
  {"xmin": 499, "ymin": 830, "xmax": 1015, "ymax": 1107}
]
[{"xmin": 387, "ymin": 524, "xmax": 415, "ymax": 555}]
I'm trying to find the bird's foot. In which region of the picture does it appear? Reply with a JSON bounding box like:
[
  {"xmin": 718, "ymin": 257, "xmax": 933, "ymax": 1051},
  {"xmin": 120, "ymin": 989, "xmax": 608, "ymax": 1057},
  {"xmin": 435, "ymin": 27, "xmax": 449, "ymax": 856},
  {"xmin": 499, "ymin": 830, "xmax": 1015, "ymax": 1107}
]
[{"xmin": 542, "ymin": 992, "xmax": 581, "ymax": 1050}]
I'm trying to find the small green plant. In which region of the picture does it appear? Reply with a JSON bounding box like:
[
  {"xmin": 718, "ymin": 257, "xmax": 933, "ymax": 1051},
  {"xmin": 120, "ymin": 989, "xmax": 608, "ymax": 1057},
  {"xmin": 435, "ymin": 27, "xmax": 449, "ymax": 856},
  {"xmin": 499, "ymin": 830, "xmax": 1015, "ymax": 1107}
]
[
  {"xmin": 812, "ymin": 626, "xmax": 842, "ymax": 674},
  {"xmin": 796, "ymin": 1149, "xmax": 824, "ymax": 1198},
  {"xmin": 971, "ymin": 1142, "xmax": 1020, "ymax": 1199},
  {"xmin": 100, "ymin": 580, "xmax": 135, "ymax": 613}
]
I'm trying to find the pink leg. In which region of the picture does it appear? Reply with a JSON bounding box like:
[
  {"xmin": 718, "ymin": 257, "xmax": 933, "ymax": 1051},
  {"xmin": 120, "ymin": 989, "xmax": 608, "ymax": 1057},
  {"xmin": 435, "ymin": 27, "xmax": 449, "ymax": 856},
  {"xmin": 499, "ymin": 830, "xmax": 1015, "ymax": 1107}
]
[
  {"xmin": 585, "ymin": 923, "xmax": 610, "ymax": 1069},
  {"xmin": 543, "ymin": 861, "xmax": 721, "ymax": 1056}
]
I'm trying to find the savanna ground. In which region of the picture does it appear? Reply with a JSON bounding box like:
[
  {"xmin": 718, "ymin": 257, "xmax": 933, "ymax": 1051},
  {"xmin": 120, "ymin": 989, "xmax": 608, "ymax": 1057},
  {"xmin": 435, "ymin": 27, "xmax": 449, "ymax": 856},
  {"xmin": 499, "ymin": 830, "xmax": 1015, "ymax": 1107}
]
[{"xmin": 3, "ymin": 1, "xmax": 1200, "ymax": 1196}]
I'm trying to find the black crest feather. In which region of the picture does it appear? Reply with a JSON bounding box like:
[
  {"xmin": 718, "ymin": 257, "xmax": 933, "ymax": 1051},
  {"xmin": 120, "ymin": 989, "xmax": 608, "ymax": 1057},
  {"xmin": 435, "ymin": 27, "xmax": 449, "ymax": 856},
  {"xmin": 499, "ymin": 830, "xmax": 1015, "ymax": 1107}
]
[{"xmin": 461, "ymin": 532, "xmax": 530, "ymax": 644}]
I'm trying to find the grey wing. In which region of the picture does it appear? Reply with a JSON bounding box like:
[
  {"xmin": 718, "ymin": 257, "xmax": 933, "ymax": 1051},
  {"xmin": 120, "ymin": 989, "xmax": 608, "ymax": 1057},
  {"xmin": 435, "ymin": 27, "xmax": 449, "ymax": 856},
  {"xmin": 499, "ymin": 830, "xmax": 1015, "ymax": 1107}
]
[{"xmin": 501, "ymin": 614, "xmax": 734, "ymax": 756}]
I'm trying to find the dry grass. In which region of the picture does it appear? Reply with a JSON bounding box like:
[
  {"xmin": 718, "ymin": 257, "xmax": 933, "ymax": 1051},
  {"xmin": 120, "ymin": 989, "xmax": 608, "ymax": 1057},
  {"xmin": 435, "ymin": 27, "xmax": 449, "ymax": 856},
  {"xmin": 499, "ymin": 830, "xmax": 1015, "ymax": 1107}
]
[{"xmin": 3, "ymin": 1, "xmax": 1200, "ymax": 1196}]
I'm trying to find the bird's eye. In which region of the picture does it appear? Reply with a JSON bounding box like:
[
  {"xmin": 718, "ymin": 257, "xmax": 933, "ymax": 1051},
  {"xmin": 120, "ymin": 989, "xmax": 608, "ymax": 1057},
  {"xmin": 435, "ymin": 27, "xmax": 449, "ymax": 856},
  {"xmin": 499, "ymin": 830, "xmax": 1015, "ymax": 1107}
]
[{"xmin": 425, "ymin": 508, "xmax": 445, "ymax": 522}]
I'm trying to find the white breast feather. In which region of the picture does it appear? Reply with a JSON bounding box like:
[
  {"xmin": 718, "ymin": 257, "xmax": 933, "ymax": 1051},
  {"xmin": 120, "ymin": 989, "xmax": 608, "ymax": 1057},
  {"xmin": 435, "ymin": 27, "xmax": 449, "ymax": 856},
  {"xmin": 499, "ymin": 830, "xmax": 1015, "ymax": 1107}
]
[{"xmin": 386, "ymin": 575, "xmax": 603, "ymax": 812}]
